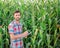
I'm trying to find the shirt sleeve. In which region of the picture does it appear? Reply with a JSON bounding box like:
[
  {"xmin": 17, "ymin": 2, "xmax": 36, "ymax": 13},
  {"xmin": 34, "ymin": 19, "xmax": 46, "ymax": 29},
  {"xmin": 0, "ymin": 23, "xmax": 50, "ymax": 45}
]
[{"xmin": 8, "ymin": 23, "xmax": 14, "ymax": 34}]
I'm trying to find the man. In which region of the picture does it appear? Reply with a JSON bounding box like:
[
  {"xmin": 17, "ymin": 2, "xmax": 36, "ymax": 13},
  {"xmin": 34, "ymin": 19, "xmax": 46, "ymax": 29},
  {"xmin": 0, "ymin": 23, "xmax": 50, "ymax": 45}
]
[{"xmin": 8, "ymin": 10, "xmax": 28, "ymax": 48}]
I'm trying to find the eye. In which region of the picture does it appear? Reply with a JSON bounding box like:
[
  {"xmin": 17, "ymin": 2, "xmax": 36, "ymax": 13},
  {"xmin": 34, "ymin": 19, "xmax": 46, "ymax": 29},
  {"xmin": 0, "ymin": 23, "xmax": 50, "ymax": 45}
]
[
  {"xmin": 16, "ymin": 15, "xmax": 17, "ymax": 16},
  {"xmin": 18, "ymin": 15, "xmax": 20, "ymax": 16}
]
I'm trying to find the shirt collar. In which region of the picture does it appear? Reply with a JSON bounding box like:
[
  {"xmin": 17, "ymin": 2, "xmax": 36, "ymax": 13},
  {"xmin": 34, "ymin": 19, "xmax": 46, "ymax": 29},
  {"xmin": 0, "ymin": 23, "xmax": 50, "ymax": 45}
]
[{"xmin": 13, "ymin": 20, "xmax": 21, "ymax": 26}]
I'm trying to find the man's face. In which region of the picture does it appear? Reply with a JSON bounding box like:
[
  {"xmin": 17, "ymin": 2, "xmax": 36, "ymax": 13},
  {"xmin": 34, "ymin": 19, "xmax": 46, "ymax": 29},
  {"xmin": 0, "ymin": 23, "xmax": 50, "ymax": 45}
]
[{"xmin": 14, "ymin": 13, "xmax": 21, "ymax": 21}]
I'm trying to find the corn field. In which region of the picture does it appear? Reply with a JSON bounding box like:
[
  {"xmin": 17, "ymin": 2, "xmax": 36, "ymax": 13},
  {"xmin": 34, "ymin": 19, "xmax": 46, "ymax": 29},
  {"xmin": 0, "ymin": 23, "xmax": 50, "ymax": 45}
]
[{"xmin": 0, "ymin": 0, "xmax": 60, "ymax": 48}]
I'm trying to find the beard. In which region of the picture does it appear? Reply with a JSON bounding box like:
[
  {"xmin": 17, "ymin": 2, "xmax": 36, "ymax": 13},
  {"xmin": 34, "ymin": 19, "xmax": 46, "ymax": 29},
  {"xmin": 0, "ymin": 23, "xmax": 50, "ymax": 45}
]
[{"xmin": 15, "ymin": 18, "xmax": 20, "ymax": 21}]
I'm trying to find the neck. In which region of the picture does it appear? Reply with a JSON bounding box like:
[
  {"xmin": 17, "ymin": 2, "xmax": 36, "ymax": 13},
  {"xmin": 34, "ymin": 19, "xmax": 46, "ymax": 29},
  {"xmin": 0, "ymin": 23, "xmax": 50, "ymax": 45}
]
[{"xmin": 15, "ymin": 20, "xmax": 20, "ymax": 24}]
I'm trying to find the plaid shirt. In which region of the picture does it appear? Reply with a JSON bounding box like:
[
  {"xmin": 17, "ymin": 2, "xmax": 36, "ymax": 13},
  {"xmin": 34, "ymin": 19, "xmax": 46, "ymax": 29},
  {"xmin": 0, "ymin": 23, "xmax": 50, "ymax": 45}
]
[{"xmin": 8, "ymin": 20, "xmax": 24, "ymax": 48}]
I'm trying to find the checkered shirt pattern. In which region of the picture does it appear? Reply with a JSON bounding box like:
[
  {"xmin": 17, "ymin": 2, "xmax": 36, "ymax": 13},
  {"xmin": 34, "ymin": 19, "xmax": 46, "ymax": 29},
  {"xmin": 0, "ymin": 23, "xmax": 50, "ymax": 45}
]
[{"xmin": 8, "ymin": 20, "xmax": 24, "ymax": 48}]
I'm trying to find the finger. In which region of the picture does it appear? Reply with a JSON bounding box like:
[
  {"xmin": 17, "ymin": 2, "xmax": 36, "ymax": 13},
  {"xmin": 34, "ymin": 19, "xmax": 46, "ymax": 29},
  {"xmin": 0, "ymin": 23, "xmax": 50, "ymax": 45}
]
[{"xmin": 25, "ymin": 36, "xmax": 27, "ymax": 38}]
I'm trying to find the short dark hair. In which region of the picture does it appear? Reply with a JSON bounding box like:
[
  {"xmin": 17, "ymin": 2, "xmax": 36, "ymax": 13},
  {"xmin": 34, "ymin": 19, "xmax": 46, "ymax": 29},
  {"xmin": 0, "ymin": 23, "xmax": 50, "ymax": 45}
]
[{"xmin": 14, "ymin": 10, "xmax": 20, "ymax": 15}]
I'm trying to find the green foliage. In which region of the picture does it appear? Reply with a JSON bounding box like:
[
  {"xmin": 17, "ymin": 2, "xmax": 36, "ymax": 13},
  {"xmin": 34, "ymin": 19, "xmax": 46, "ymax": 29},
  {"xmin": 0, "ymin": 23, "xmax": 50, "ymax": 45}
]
[{"xmin": 0, "ymin": 0, "xmax": 59, "ymax": 48}]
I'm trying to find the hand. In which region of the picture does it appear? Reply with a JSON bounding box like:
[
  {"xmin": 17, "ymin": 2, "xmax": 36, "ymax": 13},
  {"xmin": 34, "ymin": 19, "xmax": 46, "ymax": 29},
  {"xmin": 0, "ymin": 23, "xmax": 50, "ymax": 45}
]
[{"xmin": 23, "ymin": 31, "xmax": 28, "ymax": 37}]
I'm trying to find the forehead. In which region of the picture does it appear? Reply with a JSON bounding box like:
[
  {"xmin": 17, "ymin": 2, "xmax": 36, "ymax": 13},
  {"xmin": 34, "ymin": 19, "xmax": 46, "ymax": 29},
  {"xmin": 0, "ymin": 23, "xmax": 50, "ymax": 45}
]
[{"xmin": 14, "ymin": 13, "xmax": 20, "ymax": 15}]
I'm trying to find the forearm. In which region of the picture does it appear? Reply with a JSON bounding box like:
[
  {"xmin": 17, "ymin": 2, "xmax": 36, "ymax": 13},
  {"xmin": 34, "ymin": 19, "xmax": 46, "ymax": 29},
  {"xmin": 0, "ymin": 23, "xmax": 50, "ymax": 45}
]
[{"xmin": 10, "ymin": 33, "xmax": 26, "ymax": 40}]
